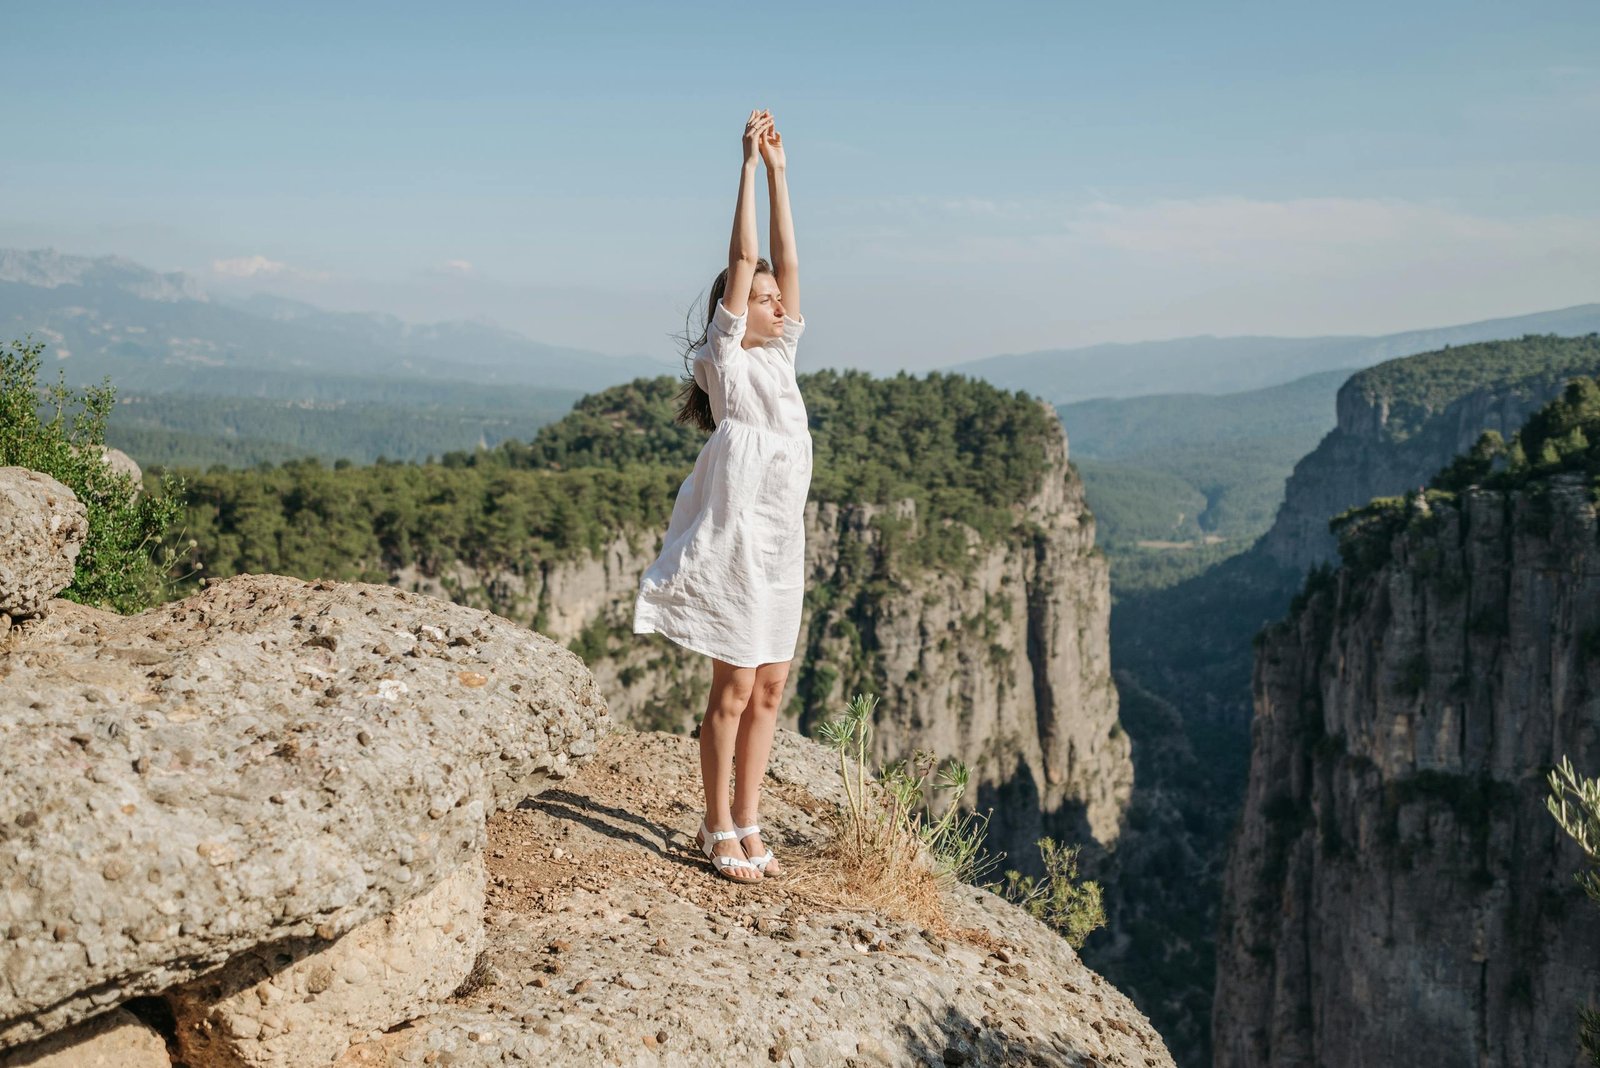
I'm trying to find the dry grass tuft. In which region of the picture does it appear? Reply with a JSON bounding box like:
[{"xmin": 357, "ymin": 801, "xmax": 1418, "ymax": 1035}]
[
  {"xmin": 777, "ymin": 804, "xmax": 953, "ymax": 933},
  {"xmin": 773, "ymin": 693, "xmax": 1001, "ymax": 935}
]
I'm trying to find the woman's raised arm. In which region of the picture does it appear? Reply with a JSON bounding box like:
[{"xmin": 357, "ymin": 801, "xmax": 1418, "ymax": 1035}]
[
  {"xmin": 722, "ymin": 110, "xmax": 771, "ymax": 317},
  {"xmin": 761, "ymin": 119, "xmax": 800, "ymax": 319}
]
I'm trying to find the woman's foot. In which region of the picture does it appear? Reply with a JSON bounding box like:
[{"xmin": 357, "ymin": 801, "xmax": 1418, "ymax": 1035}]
[
  {"xmin": 697, "ymin": 821, "xmax": 762, "ymax": 883},
  {"xmin": 734, "ymin": 819, "xmax": 782, "ymax": 877}
]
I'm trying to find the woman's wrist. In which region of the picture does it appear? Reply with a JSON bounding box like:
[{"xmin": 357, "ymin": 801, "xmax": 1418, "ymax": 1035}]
[{"xmin": 765, "ymin": 163, "xmax": 787, "ymax": 178}]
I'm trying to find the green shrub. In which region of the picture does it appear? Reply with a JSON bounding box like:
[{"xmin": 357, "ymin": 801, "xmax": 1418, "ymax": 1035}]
[
  {"xmin": 989, "ymin": 837, "xmax": 1107, "ymax": 950},
  {"xmin": 818, "ymin": 692, "xmax": 999, "ymax": 889},
  {"xmin": 0, "ymin": 339, "xmax": 185, "ymax": 612}
]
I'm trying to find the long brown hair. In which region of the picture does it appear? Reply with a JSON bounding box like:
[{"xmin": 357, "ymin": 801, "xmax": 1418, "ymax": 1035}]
[{"xmin": 674, "ymin": 258, "xmax": 773, "ymax": 432}]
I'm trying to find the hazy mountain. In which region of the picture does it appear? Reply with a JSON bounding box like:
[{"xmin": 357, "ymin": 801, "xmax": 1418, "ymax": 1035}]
[
  {"xmin": 1058, "ymin": 367, "xmax": 1353, "ymax": 460},
  {"xmin": 1058, "ymin": 368, "xmax": 1353, "ymax": 590},
  {"xmin": 0, "ymin": 247, "xmax": 678, "ymax": 399},
  {"xmin": 0, "ymin": 247, "xmax": 205, "ymax": 302},
  {"xmin": 948, "ymin": 304, "xmax": 1600, "ymax": 404}
]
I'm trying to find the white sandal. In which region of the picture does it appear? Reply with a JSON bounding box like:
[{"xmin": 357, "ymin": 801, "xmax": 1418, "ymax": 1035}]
[
  {"xmin": 699, "ymin": 821, "xmax": 762, "ymax": 883},
  {"xmin": 734, "ymin": 822, "xmax": 779, "ymax": 877}
]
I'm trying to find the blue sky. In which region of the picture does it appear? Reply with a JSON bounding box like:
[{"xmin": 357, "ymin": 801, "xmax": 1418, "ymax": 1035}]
[{"xmin": 4, "ymin": 0, "xmax": 1597, "ymax": 370}]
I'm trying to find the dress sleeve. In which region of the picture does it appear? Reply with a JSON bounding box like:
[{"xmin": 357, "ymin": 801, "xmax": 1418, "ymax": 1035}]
[
  {"xmin": 774, "ymin": 312, "xmax": 806, "ymax": 365},
  {"xmin": 706, "ymin": 298, "xmax": 748, "ymax": 369}
]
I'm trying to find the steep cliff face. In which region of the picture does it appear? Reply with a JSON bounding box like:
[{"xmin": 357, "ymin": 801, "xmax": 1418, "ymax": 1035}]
[
  {"xmin": 1215, "ymin": 476, "xmax": 1600, "ymax": 1067},
  {"xmin": 390, "ymin": 407, "xmax": 1132, "ymax": 855},
  {"xmin": 798, "ymin": 412, "xmax": 1130, "ymax": 851},
  {"xmin": 1258, "ymin": 337, "xmax": 1600, "ymax": 573}
]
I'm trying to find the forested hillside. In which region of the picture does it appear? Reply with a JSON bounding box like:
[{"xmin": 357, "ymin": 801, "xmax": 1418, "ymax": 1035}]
[
  {"xmin": 106, "ymin": 388, "xmax": 583, "ymax": 468},
  {"xmin": 1261, "ymin": 333, "xmax": 1600, "ymax": 570},
  {"xmin": 168, "ymin": 370, "xmax": 1059, "ymax": 593},
  {"xmin": 1061, "ymin": 370, "xmax": 1348, "ymax": 592}
]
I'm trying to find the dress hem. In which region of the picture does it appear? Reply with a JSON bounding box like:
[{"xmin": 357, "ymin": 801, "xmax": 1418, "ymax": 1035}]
[{"xmin": 632, "ymin": 607, "xmax": 795, "ymax": 669}]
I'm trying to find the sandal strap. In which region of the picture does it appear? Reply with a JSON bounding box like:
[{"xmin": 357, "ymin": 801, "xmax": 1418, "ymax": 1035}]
[
  {"xmin": 734, "ymin": 823, "xmax": 760, "ymax": 839},
  {"xmin": 713, "ymin": 854, "xmax": 758, "ymax": 871},
  {"xmin": 700, "ymin": 821, "xmax": 740, "ymax": 844}
]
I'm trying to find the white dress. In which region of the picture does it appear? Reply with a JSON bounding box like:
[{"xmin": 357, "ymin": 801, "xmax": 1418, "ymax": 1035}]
[{"xmin": 632, "ymin": 298, "xmax": 813, "ymax": 668}]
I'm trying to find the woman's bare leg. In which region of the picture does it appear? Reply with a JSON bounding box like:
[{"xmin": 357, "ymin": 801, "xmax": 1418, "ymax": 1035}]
[
  {"xmin": 733, "ymin": 659, "xmax": 791, "ymax": 875},
  {"xmin": 698, "ymin": 657, "xmax": 761, "ymax": 880}
]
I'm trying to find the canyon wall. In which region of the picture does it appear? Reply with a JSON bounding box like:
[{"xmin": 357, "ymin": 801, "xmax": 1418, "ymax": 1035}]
[{"xmin": 1215, "ymin": 476, "xmax": 1600, "ymax": 1067}]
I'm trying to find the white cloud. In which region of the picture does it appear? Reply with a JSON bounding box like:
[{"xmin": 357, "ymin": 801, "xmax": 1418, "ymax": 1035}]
[
  {"xmin": 209, "ymin": 255, "xmax": 329, "ymax": 281},
  {"xmin": 211, "ymin": 254, "xmax": 286, "ymax": 278},
  {"xmin": 438, "ymin": 259, "xmax": 475, "ymax": 276}
]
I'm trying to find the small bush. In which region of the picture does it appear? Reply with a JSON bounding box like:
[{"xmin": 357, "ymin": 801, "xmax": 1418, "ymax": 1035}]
[
  {"xmin": 0, "ymin": 338, "xmax": 186, "ymax": 612},
  {"xmin": 988, "ymin": 837, "xmax": 1107, "ymax": 950},
  {"xmin": 818, "ymin": 693, "xmax": 999, "ymax": 889}
]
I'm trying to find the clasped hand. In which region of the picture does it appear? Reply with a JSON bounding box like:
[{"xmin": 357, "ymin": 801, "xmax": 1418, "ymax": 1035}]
[{"xmin": 742, "ymin": 108, "xmax": 786, "ymax": 170}]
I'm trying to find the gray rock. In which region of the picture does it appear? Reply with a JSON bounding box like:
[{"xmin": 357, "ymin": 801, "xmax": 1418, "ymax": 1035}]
[
  {"xmin": 1259, "ymin": 355, "xmax": 1600, "ymax": 573},
  {"xmin": 98, "ymin": 447, "xmax": 142, "ymax": 488},
  {"xmin": 0, "ymin": 573, "xmax": 609, "ymax": 1050},
  {"xmin": 0, "ymin": 467, "xmax": 87, "ymax": 621}
]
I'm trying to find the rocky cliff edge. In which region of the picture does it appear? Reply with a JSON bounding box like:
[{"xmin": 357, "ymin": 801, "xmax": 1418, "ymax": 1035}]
[{"xmin": 0, "ymin": 467, "xmax": 1171, "ymax": 1067}]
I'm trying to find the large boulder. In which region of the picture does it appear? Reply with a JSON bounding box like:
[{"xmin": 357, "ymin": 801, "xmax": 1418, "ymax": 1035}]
[
  {"xmin": 0, "ymin": 573, "xmax": 609, "ymax": 1051},
  {"xmin": 98, "ymin": 447, "xmax": 141, "ymax": 486},
  {"xmin": 0, "ymin": 467, "xmax": 87, "ymax": 624}
]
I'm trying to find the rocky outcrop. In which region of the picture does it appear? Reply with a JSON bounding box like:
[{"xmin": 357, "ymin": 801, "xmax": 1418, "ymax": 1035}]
[
  {"xmin": 338, "ymin": 728, "xmax": 1175, "ymax": 1068},
  {"xmin": 0, "ymin": 569, "xmax": 608, "ymax": 1055},
  {"xmin": 0, "ymin": 468, "xmax": 1170, "ymax": 1067},
  {"xmin": 0, "ymin": 467, "xmax": 87, "ymax": 624},
  {"xmin": 1258, "ymin": 337, "xmax": 1600, "ymax": 573},
  {"xmin": 1215, "ymin": 475, "xmax": 1600, "ymax": 1067},
  {"xmin": 392, "ymin": 404, "xmax": 1132, "ymax": 861},
  {"xmin": 0, "ymin": 459, "xmax": 1194, "ymax": 1068}
]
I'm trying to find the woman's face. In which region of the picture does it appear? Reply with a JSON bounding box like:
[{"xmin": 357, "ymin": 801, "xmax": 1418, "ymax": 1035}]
[{"xmin": 744, "ymin": 273, "xmax": 786, "ymax": 345}]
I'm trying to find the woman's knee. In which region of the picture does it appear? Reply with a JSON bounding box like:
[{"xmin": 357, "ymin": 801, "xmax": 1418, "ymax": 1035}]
[
  {"xmin": 708, "ymin": 680, "xmax": 755, "ymax": 719},
  {"xmin": 747, "ymin": 676, "xmax": 786, "ymax": 715},
  {"xmin": 706, "ymin": 696, "xmax": 748, "ymax": 723}
]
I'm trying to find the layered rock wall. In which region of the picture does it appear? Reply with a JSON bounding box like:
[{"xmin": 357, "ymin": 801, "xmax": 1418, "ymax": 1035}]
[{"xmin": 1215, "ymin": 476, "xmax": 1600, "ymax": 1067}]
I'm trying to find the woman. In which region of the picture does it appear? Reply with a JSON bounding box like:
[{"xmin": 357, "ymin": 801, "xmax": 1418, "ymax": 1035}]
[{"xmin": 632, "ymin": 109, "xmax": 811, "ymax": 884}]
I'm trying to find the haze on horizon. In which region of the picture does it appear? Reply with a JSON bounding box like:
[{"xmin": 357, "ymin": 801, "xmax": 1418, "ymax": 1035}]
[{"xmin": 4, "ymin": 0, "xmax": 1598, "ymax": 373}]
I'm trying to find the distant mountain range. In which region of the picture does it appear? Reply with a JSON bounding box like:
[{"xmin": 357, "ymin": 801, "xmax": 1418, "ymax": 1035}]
[
  {"xmin": 9, "ymin": 246, "xmax": 1597, "ymax": 420},
  {"xmin": 947, "ymin": 303, "xmax": 1600, "ymax": 404},
  {"xmin": 0, "ymin": 248, "xmax": 679, "ymax": 401}
]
